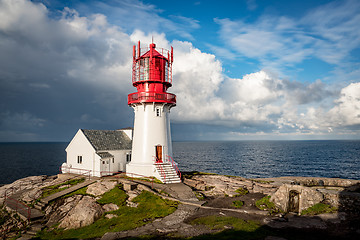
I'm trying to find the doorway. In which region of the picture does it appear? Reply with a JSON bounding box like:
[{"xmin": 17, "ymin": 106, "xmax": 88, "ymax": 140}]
[
  {"xmin": 288, "ymin": 190, "xmax": 300, "ymax": 213},
  {"xmin": 155, "ymin": 145, "xmax": 162, "ymax": 163}
]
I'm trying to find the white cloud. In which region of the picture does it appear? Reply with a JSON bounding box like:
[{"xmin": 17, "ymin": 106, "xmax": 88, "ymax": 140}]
[
  {"xmin": 328, "ymin": 82, "xmax": 360, "ymax": 126},
  {"xmin": 215, "ymin": 0, "xmax": 360, "ymax": 71},
  {"xmin": 0, "ymin": 0, "xmax": 359, "ymax": 141}
]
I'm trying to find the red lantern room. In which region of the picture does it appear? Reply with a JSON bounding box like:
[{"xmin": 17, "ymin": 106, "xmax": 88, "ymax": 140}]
[{"xmin": 128, "ymin": 41, "xmax": 176, "ymax": 105}]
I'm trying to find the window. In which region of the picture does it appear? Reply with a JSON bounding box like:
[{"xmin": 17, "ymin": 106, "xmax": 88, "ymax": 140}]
[
  {"xmin": 156, "ymin": 107, "xmax": 161, "ymax": 117},
  {"xmin": 102, "ymin": 161, "xmax": 105, "ymax": 164},
  {"xmin": 77, "ymin": 156, "xmax": 82, "ymax": 164},
  {"xmin": 112, "ymin": 158, "xmax": 114, "ymax": 164},
  {"xmin": 126, "ymin": 153, "xmax": 131, "ymax": 163}
]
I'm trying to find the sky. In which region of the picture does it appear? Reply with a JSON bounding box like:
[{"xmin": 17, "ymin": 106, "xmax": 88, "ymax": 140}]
[{"xmin": 0, "ymin": 0, "xmax": 360, "ymax": 142}]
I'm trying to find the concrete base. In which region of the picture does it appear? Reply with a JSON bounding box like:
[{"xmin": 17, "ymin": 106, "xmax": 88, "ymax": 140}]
[{"xmin": 126, "ymin": 163, "xmax": 159, "ymax": 179}]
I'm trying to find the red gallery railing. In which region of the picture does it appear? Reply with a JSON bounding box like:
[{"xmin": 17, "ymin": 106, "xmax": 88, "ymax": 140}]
[{"xmin": 128, "ymin": 91, "xmax": 176, "ymax": 105}]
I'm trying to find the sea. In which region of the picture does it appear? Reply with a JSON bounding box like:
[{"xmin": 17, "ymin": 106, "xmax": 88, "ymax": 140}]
[{"xmin": 0, "ymin": 140, "xmax": 359, "ymax": 185}]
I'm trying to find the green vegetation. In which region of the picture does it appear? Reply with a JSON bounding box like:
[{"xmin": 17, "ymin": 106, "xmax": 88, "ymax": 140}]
[
  {"xmin": 251, "ymin": 179, "xmax": 274, "ymax": 184},
  {"xmin": 190, "ymin": 216, "xmax": 269, "ymax": 240},
  {"xmin": 62, "ymin": 186, "xmax": 89, "ymax": 198},
  {"xmin": 235, "ymin": 187, "xmax": 249, "ymax": 196},
  {"xmin": 255, "ymin": 196, "xmax": 279, "ymax": 214},
  {"xmin": 41, "ymin": 178, "xmax": 85, "ymax": 198},
  {"xmin": 232, "ymin": 200, "xmax": 244, "ymax": 208},
  {"xmin": 194, "ymin": 191, "xmax": 205, "ymax": 201},
  {"xmin": 301, "ymin": 203, "xmax": 337, "ymax": 216},
  {"xmin": 120, "ymin": 176, "xmax": 163, "ymax": 184},
  {"xmin": 183, "ymin": 171, "xmax": 218, "ymax": 179},
  {"xmin": 37, "ymin": 190, "xmax": 178, "ymax": 239},
  {"xmin": 0, "ymin": 207, "xmax": 10, "ymax": 226},
  {"xmin": 97, "ymin": 185, "xmax": 128, "ymax": 206}
]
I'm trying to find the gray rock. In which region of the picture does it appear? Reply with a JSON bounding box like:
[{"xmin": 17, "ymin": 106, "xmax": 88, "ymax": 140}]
[
  {"xmin": 46, "ymin": 195, "xmax": 83, "ymax": 227},
  {"xmin": 105, "ymin": 214, "xmax": 117, "ymax": 219},
  {"xmin": 103, "ymin": 203, "xmax": 119, "ymax": 212},
  {"xmin": 86, "ymin": 180, "xmax": 117, "ymax": 197},
  {"xmin": 58, "ymin": 196, "xmax": 104, "ymax": 229}
]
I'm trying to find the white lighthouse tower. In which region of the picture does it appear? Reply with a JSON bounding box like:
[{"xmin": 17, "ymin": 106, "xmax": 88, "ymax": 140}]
[{"xmin": 126, "ymin": 41, "xmax": 181, "ymax": 183}]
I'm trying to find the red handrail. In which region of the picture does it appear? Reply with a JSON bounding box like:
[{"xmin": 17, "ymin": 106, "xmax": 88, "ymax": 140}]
[
  {"xmin": 167, "ymin": 155, "xmax": 181, "ymax": 180},
  {"xmin": 153, "ymin": 156, "xmax": 167, "ymax": 183},
  {"xmin": 4, "ymin": 196, "xmax": 31, "ymax": 220}
]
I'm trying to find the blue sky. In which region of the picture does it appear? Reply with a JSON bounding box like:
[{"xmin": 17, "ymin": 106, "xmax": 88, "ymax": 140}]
[{"xmin": 0, "ymin": 0, "xmax": 360, "ymax": 141}]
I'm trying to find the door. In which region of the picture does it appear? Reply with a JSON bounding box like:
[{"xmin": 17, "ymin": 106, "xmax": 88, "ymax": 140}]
[
  {"xmin": 288, "ymin": 190, "xmax": 300, "ymax": 213},
  {"xmin": 156, "ymin": 145, "xmax": 162, "ymax": 163}
]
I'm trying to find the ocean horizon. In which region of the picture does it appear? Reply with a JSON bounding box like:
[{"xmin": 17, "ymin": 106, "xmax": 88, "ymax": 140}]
[{"xmin": 1, "ymin": 140, "xmax": 359, "ymax": 185}]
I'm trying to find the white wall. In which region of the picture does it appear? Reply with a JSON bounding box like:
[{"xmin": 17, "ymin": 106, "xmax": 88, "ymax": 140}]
[
  {"xmin": 127, "ymin": 103, "xmax": 173, "ymax": 178},
  {"xmin": 65, "ymin": 129, "xmax": 97, "ymax": 176},
  {"xmin": 108, "ymin": 150, "xmax": 131, "ymax": 172}
]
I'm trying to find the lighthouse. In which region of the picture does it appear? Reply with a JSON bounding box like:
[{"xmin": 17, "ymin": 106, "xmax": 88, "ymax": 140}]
[{"xmin": 126, "ymin": 41, "xmax": 181, "ymax": 183}]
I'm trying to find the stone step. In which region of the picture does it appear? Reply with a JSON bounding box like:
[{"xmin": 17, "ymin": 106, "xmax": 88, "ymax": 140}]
[
  {"xmin": 34, "ymin": 204, "xmax": 43, "ymax": 211},
  {"xmin": 17, "ymin": 233, "xmax": 34, "ymax": 240},
  {"xmin": 26, "ymin": 229, "xmax": 38, "ymax": 236},
  {"xmin": 36, "ymin": 201, "xmax": 46, "ymax": 207},
  {"xmin": 30, "ymin": 223, "xmax": 44, "ymax": 232}
]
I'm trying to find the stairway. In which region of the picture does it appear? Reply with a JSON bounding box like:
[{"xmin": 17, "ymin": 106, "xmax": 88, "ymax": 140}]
[
  {"xmin": 3, "ymin": 179, "xmax": 97, "ymax": 239},
  {"xmin": 155, "ymin": 162, "xmax": 181, "ymax": 184}
]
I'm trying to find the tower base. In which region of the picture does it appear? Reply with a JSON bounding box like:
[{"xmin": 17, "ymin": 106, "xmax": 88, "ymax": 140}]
[{"xmin": 126, "ymin": 163, "xmax": 158, "ymax": 179}]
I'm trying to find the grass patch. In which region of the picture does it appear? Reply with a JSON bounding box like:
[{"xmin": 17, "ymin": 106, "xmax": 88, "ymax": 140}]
[
  {"xmin": 194, "ymin": 191, "xmax": 205, "ymax": 201},
  {"xmin": 120, "ymin": 176, "xmax": 163, "ymax": 184},
  {"xmin": 255, "ymin": 196, "xmax": 279, "ymax": 214},
  {"xmin": 232, "ymin": 200, "xmax": 244, "ymax": 208},
  {"xmin": 251, "ymin": 179, "xmax": 274, "ymax": 184},
  {"xmin": 301, "ymin": 203, "xmax": 337, "ymax": 216},
  {"xmin": 37, "ymin": 190, "xmax": 178, "ymax": 239},
  {"xmin": 190, "ymin": 215, "xmax": 270, "ymax": 240},
  {"xmin": 41, "ymin": 178, "xmax": 85, "ymax": 198},
  {"xmin": 97, "ymin": 185, "xmax": 128, "ymax": 207},
  {"xmin": 62, "ymin": 186, "xmax": 89, "ymax": 198},
  {"xmin": 191, "ymin": 215, "xmax": 260, "ymax": 231},
  {"xmin": 183, "ymin": 171, "xmax": 218, "ymax": 179},
  {"xmin": 235, "ymin": 187, "xmax": 249, "ymax": 196}
]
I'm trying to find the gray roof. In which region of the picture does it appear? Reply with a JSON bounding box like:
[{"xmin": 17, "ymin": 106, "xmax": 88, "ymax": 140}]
[
  {"xmin": 97, "ymin": 152, "xmax": 114, "ymax": 159},
  {"xmin": 81, "ymin": 129, "xmax": 132, "ymax": 151}
]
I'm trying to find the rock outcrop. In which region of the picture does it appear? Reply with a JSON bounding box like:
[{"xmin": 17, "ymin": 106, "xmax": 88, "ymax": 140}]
[
  {"xmin": 58, "ymin": 196, "xmax": 104, "ymax": 229},
  {"xmin": 184, "ymin": 174, "xmax": 277, "ymax": 197},
  {"xmin": 86, "ymin": 180, "xmax": 117, "ymax": 196},
  {"xmin": 46, "ymin": 195, "xmax": 83, "ymax": 227},
  {"xmin": 103, "ymin": 203, "xmax": 119, "ymax": 212}
]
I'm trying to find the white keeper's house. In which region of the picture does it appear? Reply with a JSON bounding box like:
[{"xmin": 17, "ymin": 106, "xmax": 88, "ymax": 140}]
[{"xmin": 61, "ymin": 128, "xmax": 132, "ymax": 177}]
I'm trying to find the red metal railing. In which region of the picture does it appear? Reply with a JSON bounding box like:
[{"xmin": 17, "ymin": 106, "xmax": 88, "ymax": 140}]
[
  {"xmin": 60, "ymin": 166, "xmax": 91, "ymax": 180},
  {"xmin": 128, "ymin": 91, "xmax": 176, "ymax": 105},
  {"xmin": 153, "ymin": 157, "xmax": 167, "ymax": 183},
  {"xmin": 4, "ymin": 197, "xmax": 31, "ymax": 220},
  {"xmin": 167, "ymin": 155, "xmax": 182, "ymax": 180},
  {"xmin": 3, "ymin": 187, "xmax": 31, "ymax": 220}
]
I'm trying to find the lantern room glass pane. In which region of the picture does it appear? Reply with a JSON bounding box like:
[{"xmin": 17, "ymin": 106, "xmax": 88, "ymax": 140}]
[{"xmin": 137, "ymin": 58, "xmax": 149, "ymax": 81}]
